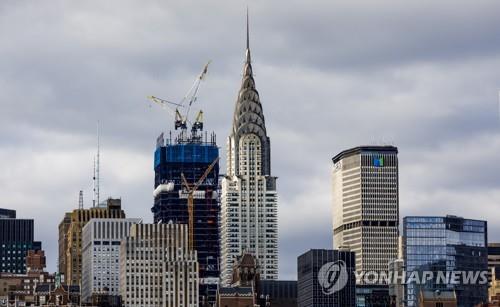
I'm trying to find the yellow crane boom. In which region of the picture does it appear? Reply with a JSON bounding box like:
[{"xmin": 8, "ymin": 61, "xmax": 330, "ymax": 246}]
[{"xmin": 181, "ymin": 157, "xmax": 220, "ymax": 250}]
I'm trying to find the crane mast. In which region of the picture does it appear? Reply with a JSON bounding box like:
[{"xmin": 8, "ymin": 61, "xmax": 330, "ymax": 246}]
[{"xmin": 181, "ymin": 157, "xmax": 220, "ymax": 250}]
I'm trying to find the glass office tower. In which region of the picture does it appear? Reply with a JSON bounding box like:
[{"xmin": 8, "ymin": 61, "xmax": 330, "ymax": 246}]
[
  {"xmin": 0, "ymin": 209, "xmax": 41, "ymax": 274},
  {"xmin": 403, "ymin": 216, "xmax": 488, "ymax": 307}
]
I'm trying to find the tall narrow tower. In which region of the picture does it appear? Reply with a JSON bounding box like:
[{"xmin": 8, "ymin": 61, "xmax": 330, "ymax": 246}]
[{"xmin": 220, "ymin": 14, "xmax": 279, "ymax": 284}]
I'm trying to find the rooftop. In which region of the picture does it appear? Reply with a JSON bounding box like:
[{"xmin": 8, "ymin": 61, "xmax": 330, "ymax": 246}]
[{"xmin": 332, "ymin": 146, "xmax": 398, "ymax": 164}]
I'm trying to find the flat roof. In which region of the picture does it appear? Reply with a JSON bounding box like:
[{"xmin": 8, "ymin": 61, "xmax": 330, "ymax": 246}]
[{"xmin": 332, "ymin": 146, "xmax": 398, "ymax": 164}]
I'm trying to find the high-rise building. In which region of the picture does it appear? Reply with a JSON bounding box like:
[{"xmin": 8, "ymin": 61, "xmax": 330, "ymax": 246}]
[
  {"xmin": 152, "ymin": 129, "xmax": 219, "ymax": 305},
  {"xmin": 0, "ymin": 208, "xmax": 41, "ymax": 274},
  {"xmin": 58, "ymin": 212, "xmax": 71, "ymax": 276},
  {"xmin": 297, "ymin": 249, "xmax": 356, "ymax": 307},
  {"xmin": 403, "ymin": 215, "xmax": 488, "ymax": 307},
  {"xmin": 119, "ymin": 223, "xmax": 199, "ymax": 307},
  {"xmin": 332, "ymin": 146, "xmax": 399, "ymax": 277},
  {"xmin": 81, "ymin": 218, "xmax": 141, "ymax": 303},
  {"xmin": 58, "ymin": 198, "xmax": 125, "ymax": 285},
  {"xmin": 220, "ymin": 16, "xmax": 279, "ymax": 285}
]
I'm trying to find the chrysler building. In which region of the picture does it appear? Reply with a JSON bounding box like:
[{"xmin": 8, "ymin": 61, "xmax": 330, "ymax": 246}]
[{"xmin": 220, "ymin": 15, "xmax": 279, "ymax": 284}]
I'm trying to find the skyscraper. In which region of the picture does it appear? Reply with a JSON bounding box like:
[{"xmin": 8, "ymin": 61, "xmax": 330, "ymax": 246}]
[
  {"xmin": 404, "ymin": 215, "xmax": 488, "ymax": 307},
  {"xmin": 332, "ymin": 146, "xmax": 399, "ymax": 276},
  {"xmin": 81, "ymin": 218, "xmax": 141, "ymax": 303},
  {"xmin": 58, "ymin": 198, "xmax": 125, "ymax": 285},
  {"xmin": 0, "ymin": 208, "xmax": 41, "ymax": 274},
  {"xmin": 152, "ymin": 129, "xmax": 219, "ymax": 304},
  {"xmin": 297, "ymin": 249, "xmax": 356, "ymax": 307},
  {"xmin": 119, "ymin": 223, "xmax": 199, "ymax": 307},
  {"xmin": 220, "ymin": 16, "xmax": 279, "ymax": 284}
]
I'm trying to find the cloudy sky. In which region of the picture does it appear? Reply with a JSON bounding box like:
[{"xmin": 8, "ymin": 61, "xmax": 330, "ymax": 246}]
[{"xmin": 1, "ymin": 0, "xmax": 500, "ymax": 278}]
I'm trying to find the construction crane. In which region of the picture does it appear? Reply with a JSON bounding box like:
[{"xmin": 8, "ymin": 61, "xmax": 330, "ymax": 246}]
[
  {"xmin": 147, "ymin": 61, "xmax": 211, "ymax": 135},
  {"xmin": 180, "ymin": 157, "xmax": 220, "ymax": 251}
]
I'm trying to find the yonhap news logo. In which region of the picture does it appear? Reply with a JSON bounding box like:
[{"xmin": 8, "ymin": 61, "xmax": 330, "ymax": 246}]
[{"xmin": 317, "ymin": 260, "xmax": 349, "ymax": 295}]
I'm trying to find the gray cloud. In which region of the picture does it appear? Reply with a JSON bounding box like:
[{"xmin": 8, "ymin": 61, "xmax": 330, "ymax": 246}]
[{"xmin": 1, "ymin": 0, "xmax": 500, "ymax": 279}]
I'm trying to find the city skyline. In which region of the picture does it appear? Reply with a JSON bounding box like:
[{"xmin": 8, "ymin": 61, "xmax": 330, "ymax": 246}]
[{"xmin": 1, "ymin": 0, "xmax": 500, "ymax": 281}]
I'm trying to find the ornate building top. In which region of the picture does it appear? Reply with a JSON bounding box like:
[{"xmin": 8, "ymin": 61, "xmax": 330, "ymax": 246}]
[{"xmin": 230, "ymin": 12, "xmax": 271, "ymax": 176}]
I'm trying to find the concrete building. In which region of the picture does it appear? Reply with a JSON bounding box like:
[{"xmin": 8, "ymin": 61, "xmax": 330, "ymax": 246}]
[
  {"xmin": 81, "ymin": 218, "xmax": 141, "ymax": 303},
  {"xmin": 332, "ymin": 146, "xmax": 399, "ymax": 279},
  {"xmin": 58, "ymin": 198, "xmax": 125, "ymax": 285},
  {"xmin": 297, "ymin": 249, "xmax": 356, "ymax": 307},
  {"xmin": 0, "ymin": 208, "xmax": 42, "ymax": 274},
  {"xmin": 120, "ymin": 223, "xmax": 199, "ymax": 307},
  {"xmin": 220, "ymin": 16, "xmax": 278, "ymax": 285},
  {"xmin": 404, "ymin": 216, "xmax": 488, "ymax": 307}
]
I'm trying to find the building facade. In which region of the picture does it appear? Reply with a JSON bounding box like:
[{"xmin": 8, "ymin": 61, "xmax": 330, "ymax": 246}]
[
  {"xmin": 489, "ymin": 243, "xmax": 500, "ymax": 300},
  {"xmin": 58, "ymin": 212, "xmax": 71, "ymax": 276},
  {"xmin": 0, "ymin": 208, "xmax": 41, "ymax": 274},
  {"xmin": 404, "ymin": 216, "xmax": 488, "ymax": 307},
  {"xmin": 297, "ymin": 249, "xmax": 356, "ymax": 307},
  {"xmin": 152, "ymin": 131, "xmax": 220, "ymax": 305},
  {"xmin": 81, "ymin": 218, "xmax": 141, "ymax": 303},
  {"xmin": 260, "ymin": 280, "xmax": 298, "ymax": 307},
  {"xmin": 59, "ymin": 198, "xmax": 125, "ymax": 285},
  {"xmin": 220, "ymin": 20, "xmax": 279, "ymax": 285},
  {"xmin": 120, "ymin": 223, "xmax": 199, "ymax": 307},
  {"xmin": 332, "ymin": 146, "xmax": 399, "ymax": 277}
]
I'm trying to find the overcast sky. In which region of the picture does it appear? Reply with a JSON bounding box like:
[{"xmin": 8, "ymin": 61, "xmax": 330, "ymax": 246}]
[{"xmin": 1, "ymin": 0, "xmax": 500, "ymax": 279}]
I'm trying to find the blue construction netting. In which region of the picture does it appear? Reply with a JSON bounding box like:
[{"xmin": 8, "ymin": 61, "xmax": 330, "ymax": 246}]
[{"xmin": 154, "ymin": 143, "xmax": 218, "ymax": 168}]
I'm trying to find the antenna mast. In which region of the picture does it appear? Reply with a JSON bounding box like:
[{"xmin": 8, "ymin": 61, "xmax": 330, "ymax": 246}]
[
  {"xmin": 96, "ymin": 122, "xmax": 100, "ymax": 206},
  {"xmin": 78, "ymin": 190, "xmax": 84, "ymax": 210},
  {"xmin": 92, "ymin": 156, "xmax": 96, "ymax": 207}
]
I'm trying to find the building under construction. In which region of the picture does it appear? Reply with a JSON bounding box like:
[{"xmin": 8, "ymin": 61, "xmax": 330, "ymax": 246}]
[{"xmin": 152, "ymin": 130, "xmax": 220, "ymax": 306}]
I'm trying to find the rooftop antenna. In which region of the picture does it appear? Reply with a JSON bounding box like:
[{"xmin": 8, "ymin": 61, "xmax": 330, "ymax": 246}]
[
  {"xmin": 92, "ymin": 122, "xmax": 101, "ymax": 207},
  {"xmin": 96, "ymin": 121, "xmax": 100, "ymax": 207},
  {"xmin": 92, "ymin": 156, "xmax": 96, "ymax": 207},
  {"xmin": 78, "ymin": 190, "xmax": 84, "ymax": 210}
]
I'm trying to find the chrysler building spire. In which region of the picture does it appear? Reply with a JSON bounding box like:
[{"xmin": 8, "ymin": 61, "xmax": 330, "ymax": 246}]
[
  {"xmin": 246, "ymin": 8, "xmax": 251, "ymax": 63},
  {"xmin": 230, "ymin": 10, "xmax": 271, "ymax": 176},
  {"xmin": 220, "ymin": 12, "xmax": 279, "ymax": 285}
]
